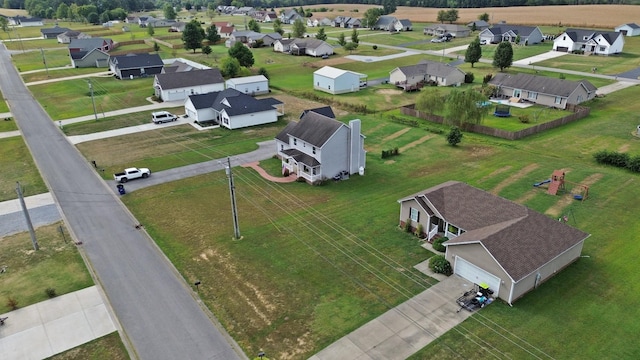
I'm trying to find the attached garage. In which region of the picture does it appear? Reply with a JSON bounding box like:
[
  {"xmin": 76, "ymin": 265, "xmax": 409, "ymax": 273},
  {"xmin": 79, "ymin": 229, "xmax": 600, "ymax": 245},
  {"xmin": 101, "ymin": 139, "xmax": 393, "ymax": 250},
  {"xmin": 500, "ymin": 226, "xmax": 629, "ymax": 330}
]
[
  {"xmin": 453, "ymin": 256, "xmax": 501, "ymax": 297},
  {"xmin": 556, "ymin": 46, "xmax": 569, "ymax": 52}
]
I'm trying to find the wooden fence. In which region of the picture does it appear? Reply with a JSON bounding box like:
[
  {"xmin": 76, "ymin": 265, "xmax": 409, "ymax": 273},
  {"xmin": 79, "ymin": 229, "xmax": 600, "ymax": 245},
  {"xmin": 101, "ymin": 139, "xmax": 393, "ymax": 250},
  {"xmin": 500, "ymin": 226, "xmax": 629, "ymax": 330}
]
[{"xmin": 401, "ymin": 104, "xmax": 590, "ymax": 140}]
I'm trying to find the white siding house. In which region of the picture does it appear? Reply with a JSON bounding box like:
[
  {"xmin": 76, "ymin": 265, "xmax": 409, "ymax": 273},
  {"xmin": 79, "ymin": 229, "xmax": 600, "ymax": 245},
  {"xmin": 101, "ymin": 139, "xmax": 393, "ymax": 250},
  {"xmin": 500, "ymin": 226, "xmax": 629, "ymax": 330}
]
[
  {"xmin": 154, "ymin": 68, "xmax": 225, "ymax": 102},
  {"xmin": 225, "ymin": 75, "xmax": 269, "ymax": 95},
  {"xmin": 615, "ymin": 23, "xmax": 640, "ymax": 37},
  {"xmin": 313, "ymin": 66, "xmax": 366, "ymax": 95},
  {"xmin": 553, "ymin": 28, "xmax": 624, "ymax": 55}
]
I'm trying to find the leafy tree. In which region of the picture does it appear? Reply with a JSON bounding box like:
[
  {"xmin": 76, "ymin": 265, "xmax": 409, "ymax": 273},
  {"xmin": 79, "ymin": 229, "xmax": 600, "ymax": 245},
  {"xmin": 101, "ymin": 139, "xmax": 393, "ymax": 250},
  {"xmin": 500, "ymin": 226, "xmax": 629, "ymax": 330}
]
[
  {"xmin": 446, "ymin": 9, "xmax": 459, "ymax": 24},
  {"xmin": 479, "ymin": 12, "xmax": 490, "ymax": 22},
  {"xmin": 465, "ymin": 37, "xmax": 482, "ymax": 68},
  {"xmin": 444, "ymin": 88, "xmax": 489, "ymax": 128},
  {"xmin": 228, "ymin": 42, "xmax": 255, "ymax": 68},
  {"xmin": 337, "ymin": 32, "xmax": 346, "ymax": 46},
  {"xmin": 258, "ymin": 67, "xmax": 269, "ymax": 79},
  {"xmin": 363, "ymin": 8, "xmax": 382, "ymax": 29},
  {"xmin": 437, "ymin": 10, "xmax": 446, "ymax": 23},
  {"xmin": 185, "ymin": 2, "xmax": 192, "ymax": 11},
  {"xmin": 164, "ymin": 4, "xmax": 177, "ymax": 20},
  {"xmin": 515, "ymin": 34, "xmax": 521, "ymax": 45},
  {"xmin": 56, "ymin": 3, "xmax": 69, "ymax": 20},
  {"xmin": 202, "ymin": 45, "xmax": 212, "ymax": 57},
  {"xmin": 382, "ymin": 0, "xmax": 396, "ymax": 15},
  {"xmin": 206, "ymin": 25, "xmax": 220, "ymax": 44},
  {"xmin": 0, "ymin": 15, "xmax": 9, "ymax": 39},
  {"xmin": 415, "ymin": 89, "xmax": 444, "ymax": 115},
  {"xmin": 100, "ymin": 10, "xmax": 110, "ymax": 23},
  {"xmin": 344, "ymin": 42, "xmax": 358, "ymax": 53},
  {"xmin": 147, "ymin": 23, "xmax": 155, "ymax": 36},
  {"xmin": 351, "ymin": 28, "xmax": 359, "ymax": 44},
  {"xmin": 220, "ymin": 57, "xmax": 241, "ymax": 78},
  {"xmin": 315, "ymin": 27, "xmax": 327, "ymax": 41},
  {"xmin": 248, "ymin": 19, "xmax": 260, "ymax": 33},
  {"xmin": 471, "ymin": 22, "xmax": 477, "ymax": 32},
  {"xmin": 182, "ymin": 20, "xmax": 204, "ymax": 53},
  {"xmin": 87, "ymin": 12, "xmax": 99, "ymax": 24},
  {"xmin": 493, "ymin": 41, "xmax": 514, "ymax": 71},
  {"xmin": 273, "ymin": 19, "xmax": 284, "ymax": 36},
  {"xmin": 447, "ymin": 127, "xmax": 463, "ymax": 146},
  {"xmin": 292, "ymin": 18, "xmax": 305, "ymax": 38}
]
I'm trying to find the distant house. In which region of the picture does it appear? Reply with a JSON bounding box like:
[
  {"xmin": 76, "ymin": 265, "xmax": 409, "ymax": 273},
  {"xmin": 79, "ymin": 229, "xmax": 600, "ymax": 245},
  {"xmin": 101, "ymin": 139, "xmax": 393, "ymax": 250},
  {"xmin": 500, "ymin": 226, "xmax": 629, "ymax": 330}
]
[
  {"xmin": 213, "ymin": 22, "xmax": 235, "ymax": 38},
  {"xmin": 108, "ymin": 53, "xmax": 164, "ymax": 79},
  {"xmin": 68, "ymin": 38, "xmax": 114, "ymax": 68},
  {"xmin": 615, "ymin": 23, "xmax": 640, "ymax": 36},
  {"xmin": 260, "ymin": 12, "xmax": 277, "ymax": 23},
  {"xmin": 398, "ymin": 181, "xmax": 589, "ymax": 305},
  {"xmin": 275, "ymin": 110, "xmax": 366, "ymax": 184},
  {"xmin": 57, "ymin": 31, "xmax": 91, "ymax": 44},
  {"xmin": 479, "ymin": 24, "xmax": 544, "ymax": 45},
  {"xmin": 389, "ymin": 60, "xmax": 466, "ymax": 90},
  {"xmin": 225, "ymin": 30, "xmax": 269, "ymax": 47},
  {"xmin": 273, "ymin": 38, "xmax": 334, "ymax": 57},
  {"xmin": 137, "ymin": 16, "xmax": 155, "ymax": 27},
  {"xmin": 373, "ymin": 16, "xmax": 411, "ymax": 31},
  {"xmin": 162, "ymin": 59, "xmax": 210, "ymax": 73},
  {"xmin": 8, "ymin": 16, "xmax": 42, "ymax": 27},
  {"xmin": 184, "ymin": 88, "xmax": 283, "ymax": 129},
  {"xmin": 300, "ymin": 106, "xmax": 335, "ymax": 119},
  {"xmin": 41, "ymin": 26, "xmax": 71, "ymax": 39},
  {"xmin": 125, "ymin": 16, "xmax": 138, "ymax": 23},
  {"xmin": 488, "ymin": 73, "xmax": 597, "ymax": 109},
  {"xmin": 149, "ymin": 19, "xmax": 177, "ymax": 28},
  {"xmin": 225, "ymin": 75, "xmax": 269, "ymax": 95},
  {"xmin": 313, "ymin": 66, "xmax": 367, "ymax": 94},
  {"xmin": 154, "ymin": 68, "xmax": 225, "ymax": 102},
  {"xmin": 424, "ymin": 24, "xmax": 470, "ymax": 38},
  {"xmin": 397, "ymin": 19, "xmax": 413, "ymax": 31},
  {"xmin": 553, "ymin": 28, "xmax": 624, "ymax": 55},
  {"xmin": 467, "ymin": 20, "xmax": 490, "ymax": 31},
  {"xmin": 280, "ymin": 9, "xmax": 303, "ymax": 24},
  {"xmin": 332, "ymin": 16, "xmax": 361, "ymax": 28}
]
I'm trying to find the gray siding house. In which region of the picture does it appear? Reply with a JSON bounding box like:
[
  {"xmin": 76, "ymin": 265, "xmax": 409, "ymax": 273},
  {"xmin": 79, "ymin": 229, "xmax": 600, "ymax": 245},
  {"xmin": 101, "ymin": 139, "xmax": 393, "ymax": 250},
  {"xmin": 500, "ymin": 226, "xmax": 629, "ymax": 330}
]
[
  {"xmin": 389, "ymin": 60, "xmax": 466, "ymax": 89},
  {"xmin": 488, "ymin": 73, "xmax": 596, "ymax": 109},
  {"xmin": 479, "ymin": 24, "xmax": 544, "ymax": 45},
  {"xmin": 275, "ymin": 110, "xmax": 366, "ymax": 184},
  {"xmin": 398, "ymin": 181, "xmax": 589, "ymax": 305}
]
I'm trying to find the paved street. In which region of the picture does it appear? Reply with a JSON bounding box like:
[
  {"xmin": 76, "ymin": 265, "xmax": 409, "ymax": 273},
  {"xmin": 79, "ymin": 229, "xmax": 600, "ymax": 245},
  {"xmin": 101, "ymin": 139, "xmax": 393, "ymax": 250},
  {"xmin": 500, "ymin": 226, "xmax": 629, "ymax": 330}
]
[{"xmin": 0, "ymin": 43, "xmax": 246, "ymax": 360}]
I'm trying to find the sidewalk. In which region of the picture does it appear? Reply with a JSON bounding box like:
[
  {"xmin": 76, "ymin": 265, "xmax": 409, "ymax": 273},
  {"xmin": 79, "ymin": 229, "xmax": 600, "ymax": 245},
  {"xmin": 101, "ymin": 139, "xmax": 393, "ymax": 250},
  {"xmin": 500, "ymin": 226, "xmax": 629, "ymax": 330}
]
[{"xmin": 0, "ymin": 286, "xmax": 117, "ymax": 360}]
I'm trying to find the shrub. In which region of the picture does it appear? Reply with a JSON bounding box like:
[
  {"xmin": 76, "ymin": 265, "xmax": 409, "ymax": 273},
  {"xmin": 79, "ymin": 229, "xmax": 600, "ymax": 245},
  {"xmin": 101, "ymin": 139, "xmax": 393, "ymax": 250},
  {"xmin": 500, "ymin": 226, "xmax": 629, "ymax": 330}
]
[
  {"xmin": 482, "ymin": 73, "xmax": 493, "ymax": 84},
  {"xmin": 373, "ymin": 45, "xmax": 378, "ymax": 50},
  {"xmin": 464, "ymin": 73, "xmax": 474, "ymax": 84},
  {"xmin": 6, "ymin": 297, "xmax": 18, "ymax": 310},
  {"xmin": 559, "ymin": 73, "xmax": 566, "ymax": 80},
  {"xmin": 593, "ymin": 150, "xmax": 629, "ymax": 168},
  {"xmin": 404, "ymin": 218, "xmax": 412, "ymax": 233},
  {"xmin": 519, "ymin": 114, "xmax": 530, "ymax": 123},
  {"xmin": 415, "ymin": 223, "xmax": 424, "ymax": 238},
  {"xmin": 381, "ymin": 147, "xmax": 400, "ymax": 159},
  {"xmin": 283, "ymin": 168, "xmax": 290, "ymax": 177},
  {"xmin": 447, "ymin": 126, "xmax": 463, "ymax": 146},
  {"xmin": 429, "ymin": 255, "xmax": 452, "ymax": 275},
  {"xmin": 432, "ymin": 236, "xmax": 448, "ymax": 252},
  {"xmin": 627, "ymin": 155, "xmax": 640, "ymax": 172},
  {"xmin": 45, "ymin": 288, "xmax": 57, "ymax": 298}
]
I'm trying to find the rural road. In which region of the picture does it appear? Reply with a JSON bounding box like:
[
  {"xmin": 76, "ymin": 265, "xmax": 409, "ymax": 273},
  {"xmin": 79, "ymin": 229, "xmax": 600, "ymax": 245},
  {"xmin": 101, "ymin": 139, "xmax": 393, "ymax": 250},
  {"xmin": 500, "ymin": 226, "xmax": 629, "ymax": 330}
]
[{"xmin": 0, "ymin": 43, "xmax": 246, "ymax": 360}]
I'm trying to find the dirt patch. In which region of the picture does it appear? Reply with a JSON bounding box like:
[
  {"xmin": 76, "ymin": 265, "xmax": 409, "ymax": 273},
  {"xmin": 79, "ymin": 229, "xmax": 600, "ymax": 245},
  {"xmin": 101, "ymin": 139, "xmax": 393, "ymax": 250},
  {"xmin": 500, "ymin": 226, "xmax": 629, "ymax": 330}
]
[
  {"xmin": 546, "ymin": 173, "xmax": 603, "ymax": 217},
  {"xmin": 479, "ymin": 166, "xmax": 512, "ymax": 184},
  {"xmin": 490, "ymin": 164, "xmax": 539, "ymax": 195},
  {"xmin": 317, "ymin": 57, "xmax": 356, "ymax": 67},
  {"xmin": 514, "ymin": 190, "xmax": 538, "ymax": 204},
  {"xmin": 618, "ymin": 143, "xmax": 630, "ymax": 153},
  {"xmin": 383, "ymin": 128, "xmax": 411, "ymax": 142},
  {"xmin": 384, "ymin": 159, "xmax": 396, "ymax": 164},
  {"xmin": 267, "ymin": 93, "xmax": 349, "ymax": 121},
  {"xmin": 377, "ymin": 88, "xmax": 403, "ymax": 103},
  {"xmin": 399, "ymin": 134, "xmax": 435, "ymax": 153}
]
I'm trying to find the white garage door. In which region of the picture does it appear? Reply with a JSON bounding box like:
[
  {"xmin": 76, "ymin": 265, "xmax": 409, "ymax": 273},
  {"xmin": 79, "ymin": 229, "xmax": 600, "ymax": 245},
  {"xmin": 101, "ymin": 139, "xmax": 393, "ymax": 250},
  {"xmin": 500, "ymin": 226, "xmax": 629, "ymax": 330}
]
[{"xmin": 454, "ymin": 256, "xmax": 501, "ymax": 297}]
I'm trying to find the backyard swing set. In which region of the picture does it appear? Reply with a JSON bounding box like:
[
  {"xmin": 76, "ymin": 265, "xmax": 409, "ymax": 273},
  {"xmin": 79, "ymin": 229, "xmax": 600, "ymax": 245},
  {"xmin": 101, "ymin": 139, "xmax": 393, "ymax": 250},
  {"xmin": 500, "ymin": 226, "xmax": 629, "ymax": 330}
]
[{"xmin": 533, "ymin": 170, "xmax": 589, "ymax": 201}]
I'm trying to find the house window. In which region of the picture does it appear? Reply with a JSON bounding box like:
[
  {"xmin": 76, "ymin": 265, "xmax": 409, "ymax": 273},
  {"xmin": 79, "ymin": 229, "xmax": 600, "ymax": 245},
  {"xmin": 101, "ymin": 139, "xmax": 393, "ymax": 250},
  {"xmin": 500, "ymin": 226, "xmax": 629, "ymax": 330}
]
[
  {"xmin": 447, "ymin": 224, "xmax": 459, "ymax": 235},
  {"xmin": 513, "ymin": 89, "xmax": 521, "ymax": 98},
  {"xmin": 280, "ymin": 144, "xmax": 284, "ymax": 150},
  {"xmin": 562, "ymin": 35, "xmax": 566, "ymax": 40},
  {"xmin": 303, "ymin": 165, "xmax": 309, "ymax": 173},
  {"xmin": 328, "ymin": 85, "xmax": 331, "ymax": 90},
  {"xmin": 599, "ymin": 46, "xmax": 606, "ymax": 52},
  {"xmin": 410, "ymin": 208, "xmax": 419, "ymax": 222},
  {"xmin": 577, "ymin": 95, "xmax": 583, "ymax": 102},
  {"xmin": 555, "ymin": 96, "xmax": 562, "ymax": 104},
  {"xmin": 312, "ymin": 146, "xmax": 316, "ymax": 154},
  {"xmin": 294, "ymin": 139, "xmax": 297, "ymax": 145},
  {"xmin": 528, "ymin": 92, "xmax": 538, "ymax": 100},
  {"xmin": 312, "ymin": 168, "xmax": 317, "ymax": 175}
]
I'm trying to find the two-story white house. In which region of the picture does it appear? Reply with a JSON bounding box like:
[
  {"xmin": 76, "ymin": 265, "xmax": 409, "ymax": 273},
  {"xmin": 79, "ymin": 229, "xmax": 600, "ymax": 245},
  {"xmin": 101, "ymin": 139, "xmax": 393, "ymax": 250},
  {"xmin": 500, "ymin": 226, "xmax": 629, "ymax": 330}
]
[
  {"xmin": 553, "ymin": 28, "xmax": 624, "ymax": 55},
  {"xmin": 275, "ymin": 110, "xmax": 366, "ymax": 184}
]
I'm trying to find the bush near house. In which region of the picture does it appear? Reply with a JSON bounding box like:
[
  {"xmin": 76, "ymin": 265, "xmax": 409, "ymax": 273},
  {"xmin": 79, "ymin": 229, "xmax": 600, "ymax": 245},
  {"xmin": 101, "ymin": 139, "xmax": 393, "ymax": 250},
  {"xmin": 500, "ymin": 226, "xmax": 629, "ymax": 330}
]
[
  {"xmin": 432, "ymin": 236, "xmax": 448, "ymax": 252},
  {"xmin": 429, "ymin": 255, "xmax": 452, "ymax": 275}
]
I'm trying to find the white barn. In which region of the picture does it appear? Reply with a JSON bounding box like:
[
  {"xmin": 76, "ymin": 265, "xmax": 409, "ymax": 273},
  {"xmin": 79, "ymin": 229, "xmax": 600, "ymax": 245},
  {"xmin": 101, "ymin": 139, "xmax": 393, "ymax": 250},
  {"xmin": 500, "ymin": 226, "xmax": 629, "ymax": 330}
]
[
  {"xmin": 225, "ymin": 75, "xmax": 269, "ymax": 95},
  {"xmin": 313, "ymin": 66, "xmax": 367, "ymax": 95}
]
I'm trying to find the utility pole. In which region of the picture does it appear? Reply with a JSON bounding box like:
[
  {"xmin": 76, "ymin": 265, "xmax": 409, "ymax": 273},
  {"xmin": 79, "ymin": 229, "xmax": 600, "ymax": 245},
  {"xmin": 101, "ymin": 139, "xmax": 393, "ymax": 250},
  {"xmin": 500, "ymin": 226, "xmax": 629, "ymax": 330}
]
[
  {"xmin": 225, "ymin": 157, "xmax": 240, "ymax": 239},
  {"xmin": 16, "ymin": 182, "xmax": 39, "ymax": 250},
  {"xmin": 88, "ymin": 79, "xmax": 98, "ymax": 121},
  {"xmin": 40, "ymin": 48, "xmax": 49, "ymax": 78}
]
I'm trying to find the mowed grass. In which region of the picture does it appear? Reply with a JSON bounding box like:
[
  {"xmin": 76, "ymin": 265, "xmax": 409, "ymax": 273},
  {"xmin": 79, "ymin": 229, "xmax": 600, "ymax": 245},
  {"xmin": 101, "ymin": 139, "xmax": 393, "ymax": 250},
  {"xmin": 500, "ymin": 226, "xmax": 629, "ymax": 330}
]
[
  {"xmin": 29, "ymin": 77, "xmax": 155, "ymax": 120},
  {"xmin": 46, "ymin": 332, "xmax": 130, "ymax": 360},
  {"xmin": 120, "ymin": 83, "xmax": 640, "ymax": 359},
  {"xmin": 0, "ymin": 222, "xmax": 94, "ymax": 314},
  {"xmin": 12, "ymin": 48, "xmax": 73, "ymax": 72},
  {"xmin": 61, "ymin": 106, "xmax": 185, "ymax": 136},
  {"xmin": 21, "ymin": 67, "xmax": 106, "ymax": 83},
  {"xmin": 0, "ymin": 136, "xmax": 47, "ymax": 202}
]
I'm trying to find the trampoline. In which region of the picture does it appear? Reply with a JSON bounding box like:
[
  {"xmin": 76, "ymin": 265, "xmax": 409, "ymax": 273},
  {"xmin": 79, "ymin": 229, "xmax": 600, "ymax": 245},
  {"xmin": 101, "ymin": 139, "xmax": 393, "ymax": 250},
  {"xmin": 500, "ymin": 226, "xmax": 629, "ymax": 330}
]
[{"xmin": 493, "ymin": 104, "xmax": 511, "ymax": 117}]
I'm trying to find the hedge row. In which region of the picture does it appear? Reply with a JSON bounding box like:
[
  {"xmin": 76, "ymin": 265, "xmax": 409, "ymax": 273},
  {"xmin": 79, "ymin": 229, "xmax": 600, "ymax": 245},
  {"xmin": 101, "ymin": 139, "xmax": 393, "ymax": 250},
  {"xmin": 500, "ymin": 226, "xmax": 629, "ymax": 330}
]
[{"xmin": 593, "ymin": 150, "xmax": 640, "ymax": 172}]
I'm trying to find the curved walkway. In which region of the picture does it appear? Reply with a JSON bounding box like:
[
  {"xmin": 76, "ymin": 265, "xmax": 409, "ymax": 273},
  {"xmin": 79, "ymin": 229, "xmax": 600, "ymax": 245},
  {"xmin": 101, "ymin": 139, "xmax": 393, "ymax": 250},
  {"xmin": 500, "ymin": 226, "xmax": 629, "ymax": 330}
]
[{"xmin": 241, "ymin": 161, "xmax": 297, "ymax": 183}]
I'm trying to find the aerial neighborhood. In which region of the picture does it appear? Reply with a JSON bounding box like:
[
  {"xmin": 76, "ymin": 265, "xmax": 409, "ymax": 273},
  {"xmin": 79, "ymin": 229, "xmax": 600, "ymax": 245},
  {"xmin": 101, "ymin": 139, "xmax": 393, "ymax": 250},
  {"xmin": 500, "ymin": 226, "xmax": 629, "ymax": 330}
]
[{"xmin": 1, "ymin": 2, "xmax": 640, "ymax": 360}]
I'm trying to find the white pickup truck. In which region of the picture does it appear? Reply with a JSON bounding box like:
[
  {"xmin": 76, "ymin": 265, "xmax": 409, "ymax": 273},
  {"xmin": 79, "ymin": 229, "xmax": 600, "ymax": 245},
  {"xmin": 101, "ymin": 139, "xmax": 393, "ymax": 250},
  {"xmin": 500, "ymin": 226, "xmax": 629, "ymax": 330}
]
[{"xmin": 113, "ymin": 167, "xmax": 151, "ymax": 183}]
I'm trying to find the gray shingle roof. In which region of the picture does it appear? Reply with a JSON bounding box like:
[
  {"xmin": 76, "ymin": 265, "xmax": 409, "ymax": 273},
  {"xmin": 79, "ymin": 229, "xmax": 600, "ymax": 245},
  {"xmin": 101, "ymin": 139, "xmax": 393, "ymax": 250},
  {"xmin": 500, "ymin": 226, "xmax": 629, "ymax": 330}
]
[
  {"xmin": 281, "ymin": 148, "xmax": 320, "ymax": 167},
  {"xmin": 563, "ymin": 28, "xmax": 622, "ymax": 45},
  {"xmin": 155, "ymin": 68, "xmax": 223, "ymax": 90},
  {"xmin": 396, "ymin": 60, "xmax": 464, "ymax": 78},
  {"xmin": 188, "ymin": 88, "xmax": 281, "ymax": 116},
  {"xmin": 489, "ymin": 73, "xmax": 596, "ymax": 98},
  {"xmin": 376, "ymin": 16, "xmax": 396, "ymax": 27},
  {"xmin": 487, "ymin": 25, "xmax": 538, "ymax": 37},
  {"xmin": 403, "ymin": 181, "xmax": 589, "ymax": 281},
  {"xmin": 41, "ymin": 26, "xmax": 70, "ymax": 35},
  {"xmin": 300, "ymin": 106, "xmax": 335, "ymax": 119},
  {"xmin": 279, "ymin": 111, "xmax": 344, "ymax": 147},
  {"xmin": 275, "ymin": 121, "xmax": 298, "ymax": 143},
  {"xmin": 109, "ymin": 53, "xmax": 164, "ymax": 70},
  {"xmin": 68, "ymin": 38, "xmax": 111, "ymax": 51}
]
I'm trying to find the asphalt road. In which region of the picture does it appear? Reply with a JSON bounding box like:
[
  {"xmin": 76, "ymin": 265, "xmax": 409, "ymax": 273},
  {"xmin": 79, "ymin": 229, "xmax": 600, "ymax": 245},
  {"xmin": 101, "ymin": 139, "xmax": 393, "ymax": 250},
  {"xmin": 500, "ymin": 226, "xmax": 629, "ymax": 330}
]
[{"xmin": 0, "ymin": 43, "xmax": 245, "ymax": 360}]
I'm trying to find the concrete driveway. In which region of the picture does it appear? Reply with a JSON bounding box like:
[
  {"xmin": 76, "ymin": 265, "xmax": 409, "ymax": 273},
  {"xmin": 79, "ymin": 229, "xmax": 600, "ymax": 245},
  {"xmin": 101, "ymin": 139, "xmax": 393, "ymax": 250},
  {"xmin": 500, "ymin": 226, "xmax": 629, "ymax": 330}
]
[{"xmin": 513, "ymin": 50, "xmax": 568, "ymax": 65}]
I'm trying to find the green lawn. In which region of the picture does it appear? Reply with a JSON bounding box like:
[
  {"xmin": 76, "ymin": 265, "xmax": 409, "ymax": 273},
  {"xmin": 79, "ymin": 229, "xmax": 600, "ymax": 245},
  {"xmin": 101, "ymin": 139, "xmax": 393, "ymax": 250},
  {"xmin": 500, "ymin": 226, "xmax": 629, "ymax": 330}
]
[
  {"xmin": 0, "ymin": 222, "xmax": 93, "ymax": 313},
  {"xmin": 12, "ymin": 49, "xmax": 72, "ymax": 72},
  {"xmin": 0, "ymin": 118, "xmax": 18, "ymax": 132},
  {"xmin": 29, "ymin": 77, "xmax": 155, "ymax": 120},
  {"xmin": 0, "ymin": 94, "xmax": 9, "ymax": 113},
  {"xmin": 3, "ymin": 38, "xmax": 66, "ymax": 51},
  {"xmin": 46, "ymin": 332, "xmax": 130, "ymax": 360},
  {"xmin": 61, "ymin": 106, "xmax": 185, "ymax": 136},
  {"xmin": 0, "ymin": 136, "xmax": 47, "ymax": 201},
  {"xmin": 118, "ymin": 84, "xmax": 640, "ymax": 359},
  {"xmin": 21, "ymin": 67, "xmax": 105, "ymax": 83}
]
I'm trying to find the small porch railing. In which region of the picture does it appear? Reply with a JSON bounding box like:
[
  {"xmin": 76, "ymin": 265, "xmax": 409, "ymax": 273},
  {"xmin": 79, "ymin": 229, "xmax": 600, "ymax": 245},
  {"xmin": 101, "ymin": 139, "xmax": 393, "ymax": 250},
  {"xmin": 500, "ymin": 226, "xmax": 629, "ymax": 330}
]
[{"xmin": 427, "ymin": 226, "xmax": 438, "ymax": 241}]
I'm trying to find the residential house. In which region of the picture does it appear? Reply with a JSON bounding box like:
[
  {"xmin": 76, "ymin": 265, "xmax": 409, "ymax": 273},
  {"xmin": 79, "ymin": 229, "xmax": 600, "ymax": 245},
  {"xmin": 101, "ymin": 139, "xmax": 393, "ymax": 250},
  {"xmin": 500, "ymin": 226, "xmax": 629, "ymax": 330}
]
[
  {"xmin": 225, "ymin": 75, "xmax": 269, "ymax": 95},
  {"xmin": 233, "ymin": 7, "xmax": 255, "ymax": 16},
  {"xmin": 300, "ymin": 106, "xmax": 335, "ymax": 119},
  {"xmin": 424, "ymin": 24, "xmax": 470, "ymax": 38},
  {"xmin": 125, "ymin": 16, "xmax": 138, "ymax": 23},
  {"xmin": 273, "ymin": 39, "xmax": 294, "ymax": 53},
  {"xmin": 68, "ymin": 38, "xmax": 114, "ymax": 68},
  {"xmin": 397, "ymin": 19, "xmax": 413, "ymax": 31},
  {"xmin": 184, "ymin": 88, "xmax": 283, "ymax": 129},
  {"xmin": 149, "ymin": 19, "xmax": 177, "ymax": 28},
  {"xmin": 213, "ymin": 22, "xmax": 235, "ymax": 38},
  {"xmin": 307, "ymin": 18, "xmax": 320, "ymax": 27},
  {"xmin": 373, "ymin": 16, "xmax": 397, "ymax": 31},
  {"xmin": 467, "ymin": 20, "xmax": 490, "ymax": 31},
  {"xmin": 553, "ymin": 28, "xmax": 624, "ymax": 55},
  {"xmin": 261, "ymin": 12, "xmax": 278, "ymax": 23},
  {"xmin": 275, "ymin": 110, "xmax": 366, "ymax": 184},
  {"xmin": 138, "ymin": 16, "xmax": 155, "ymax": 27},
  {"xmin": 313, "ymin": 66, "xmax": 367, "ymax": 94},
  {"xmin": 389, "ymin": 60, "xmax": 466, "ymax": 90},
  {"xmin": 332, "ymin": 16, "xmax": 361, "ymax": 28},
  {"xmin": 8, "ymin": 16, "xmax": 42, "ymax": 27},
  {"xmin": 398, "ymin": 181, "xmax": 589, "ymax": 305},
  {"xmin": 225, "ymin": 30, "xmax": 263, "ymax": 47},
  {"xmin": 162, "ymin": 59, "xmax": 209, "ymax": 73},
  {"xmin": 479, "ymin": 24, "xmax": 544, "ymax": 45},
  {"xmin": 109, "ymin": 53, "xmax": 164, "ymax": 79},
  {"xmin": 41, "ymin": 26, "xmax": 71, "ymax": 39},
  {"xmin": 281, "ymin": 9, "xmax": 303, "ymax": 24},
  {"xmin": 488, "ymin": 73, "xmax": 597, "ymax": 109},
  {"xmin": 170, "ymin": 22, "xmax": 186, "ymax": 32},
  {"xmin": 273, "ymin": 38, "xmax": 333, "ymax": 57},
  {"xmin": 154, "ymin": 68, "xmax": 225, "ymax": 102},
  {"xmin": 615, "ymin": 23, "xmax": 640, "ymax": 36},
  {"xmin": 57, "ymin": 31, "xmax": 91, "ymax": 44},
  {"xmin": 260, "ymin": 33, "xmax": 283, "ymax": 47}
]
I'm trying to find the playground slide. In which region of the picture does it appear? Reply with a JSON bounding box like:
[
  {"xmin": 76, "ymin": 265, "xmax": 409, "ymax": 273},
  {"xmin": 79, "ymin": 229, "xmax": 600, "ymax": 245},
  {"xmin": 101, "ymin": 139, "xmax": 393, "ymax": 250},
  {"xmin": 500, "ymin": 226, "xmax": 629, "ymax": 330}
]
[
  {"xmin": 533, "ymin": 179, "xmax": 551, "ymax": 187},
  {"xmin": 547, "ymin": 181, "xmax": 560, "ymax": 195}
]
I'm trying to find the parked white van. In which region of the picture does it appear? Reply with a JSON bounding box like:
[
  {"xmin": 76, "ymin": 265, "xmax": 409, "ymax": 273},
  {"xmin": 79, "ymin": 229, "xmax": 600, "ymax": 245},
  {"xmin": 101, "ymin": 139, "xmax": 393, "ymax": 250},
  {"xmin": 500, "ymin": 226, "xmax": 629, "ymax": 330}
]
[{"xmin": 151, "ymin": 111, "xmax": 178, "ymax": 124}]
